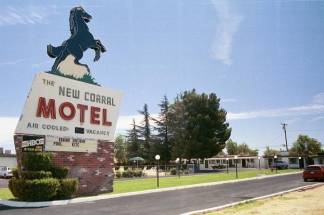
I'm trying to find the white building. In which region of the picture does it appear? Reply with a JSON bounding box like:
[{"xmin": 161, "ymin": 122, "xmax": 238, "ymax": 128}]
[{"xmin": 0, "ymin": 154, "xmax": 17, "ymax": 169}]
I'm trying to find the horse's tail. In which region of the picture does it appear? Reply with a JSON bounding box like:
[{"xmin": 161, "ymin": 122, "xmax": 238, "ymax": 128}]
[{"xmin": 47, "ymin": 44, "xmax": 63, "ymax": 58}]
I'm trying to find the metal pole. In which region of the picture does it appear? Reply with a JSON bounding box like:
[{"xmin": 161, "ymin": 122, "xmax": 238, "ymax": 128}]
[
  {"xmin": 226, "ymin": 159, "xmax": 229, "ymax": 174},
  {"xmin": 275, "ymin": 158, "xmax": 277, "ymax": 173},
  {"xmin": 235, "ymin": 160, "xmax": 238, "ymax": 179},
  {"xmin": 178, "ymin": 163, "xmax": 180, "ymax": 179},
  {"xmin": 281, "ymin": 123, "xmax": 289, "ymax": 151},
  {"xmin": 157, "ymin": 160, "xmax": 159, "ymax": 187},
  {"xmin": 258, "ymin": 159, "xmax": 261, "ymax": 170}
]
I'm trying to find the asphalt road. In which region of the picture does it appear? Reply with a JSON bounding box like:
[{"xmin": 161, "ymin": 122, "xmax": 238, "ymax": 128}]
[
  {"xmin": 0, "ymin": 179, "xmax": 8, "ymax": 188},
  {"xmin": 0, "ymin": 173, "xmax": 316, "ymax": 215}
]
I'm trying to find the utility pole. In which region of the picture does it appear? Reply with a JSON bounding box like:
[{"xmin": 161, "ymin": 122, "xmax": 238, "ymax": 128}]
[{"xmin": 281, "ymin": 123, "xmax": 288, "ymax": 151}]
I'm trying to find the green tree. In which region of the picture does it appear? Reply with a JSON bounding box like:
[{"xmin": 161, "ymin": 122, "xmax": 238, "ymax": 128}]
[
  {"xmin": 151, "ymin": 95, "xmax": 171, "ymax": 162},
  {"xmin": 126, "ymin": 119, "xmax": 142, "ymax": 159},
  {"xmin": 138, "ymin": 104, "xmax": 153, "ymax": 161},
  {"xmin": 263, "ymin": 146, "xmax": 280, "ymax": 157},
  {"xmin": 237, "ymin": 143, "xmax": 258, "ymax": 156},
  {"xmin": 114, "ymin": 134, "xmax": 127, "ymax": 164},
  {"xmin": 289, "ymin": 135, "xmax": 322, "ymax": 157},
  {"xmin": 226, "ymin": 139, "xmax": 238, "ymax": 155},
  {"xmin": 168, "ymin": 89, "xmax": 231, "ymax": 160}
]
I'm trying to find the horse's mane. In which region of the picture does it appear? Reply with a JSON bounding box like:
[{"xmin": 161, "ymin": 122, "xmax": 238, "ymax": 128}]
[
  {"xmin": 69, "ymin": 9, "xmax": 77, "ymax": 35},
  {"xmin": 69, "ymin": 7, "xmax": 89, "ymax": 36}
]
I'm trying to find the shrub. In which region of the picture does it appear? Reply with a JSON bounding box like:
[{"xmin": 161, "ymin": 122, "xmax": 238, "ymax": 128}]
[
  {"xmin": 133, "ymin": 170, "xmax": 143, "ymax": 177},
  {"xmin": 9, "ymin": 178, "xmax": 60, "ymax": 201},
  {"xmin": 55, "ymin": 179, "xmax": 78, "ymax": 199},
  {"xmin": 115, "ymin": 171, "xmax": 121, "ymax": 178},
  {"xmin": 51, "ymin": 166, "xmax": 69, "ymax": 179},
  {"xmin": 22, "ymin": 153, "xmax": 52, "ymax": 171},
  {"xmin": 170, "ymin": 168, "xmax": 177, "ymax": 175},
  {"xmin": 12, "ymin": 168, "xmax": 19, "ymax": 178},
  {"xmin": 21, "ymin": 171, "xmax": 52, "ymax": 180},
  {"xmin": 122, "ymin": 170, "xmax": 133, "ymax": 178}
]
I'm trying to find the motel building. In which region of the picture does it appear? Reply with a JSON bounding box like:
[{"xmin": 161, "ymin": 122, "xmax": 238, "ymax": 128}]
[{"xmin": 189, "ymin": 152, "xmax": 305, "ymax": 172}]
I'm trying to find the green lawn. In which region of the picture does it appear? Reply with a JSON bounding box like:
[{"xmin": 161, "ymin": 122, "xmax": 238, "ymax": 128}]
[
  {"xmin": 0, "ymin": 169, "xmax": 300, "ymax": 200},
  {"xmin": 0, "ymin": 188, "xmax": 14, "ymax": 200},
  {"xmin": 112, "ymin": 169, "xmax": 299, "ymax": 194}
]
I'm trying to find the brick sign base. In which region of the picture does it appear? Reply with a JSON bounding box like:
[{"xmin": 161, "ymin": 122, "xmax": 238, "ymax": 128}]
[{"xmin": 14, "ymin": 135, "xmax": 114, "ymax": 196}]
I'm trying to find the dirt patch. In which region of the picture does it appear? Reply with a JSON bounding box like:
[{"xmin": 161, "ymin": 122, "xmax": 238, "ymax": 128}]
[{"xmin": 208, "ymin": 184, "xmax": 324, "ymax": 215}]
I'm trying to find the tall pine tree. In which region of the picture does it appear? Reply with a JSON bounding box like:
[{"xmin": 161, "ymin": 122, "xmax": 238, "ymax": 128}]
[
  {"xmin": 126, "ymin": 119, "xmax": 142, "ymax": 159},
  {"xmin": 138, "ymin": 104, "xmax": 153, "ymax": 162},
  {"xmin": 151, "ymin": 95, "xmax": 171, "ymax": 163}
]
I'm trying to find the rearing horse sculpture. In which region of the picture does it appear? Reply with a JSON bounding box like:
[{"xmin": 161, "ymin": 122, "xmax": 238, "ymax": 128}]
[{"xmin": 47, "ymin": 6, "xmax": 106, "ymax": 73}]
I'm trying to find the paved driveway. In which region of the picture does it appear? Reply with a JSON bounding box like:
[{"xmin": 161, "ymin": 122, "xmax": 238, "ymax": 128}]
[
  {"xmin": 0, "ymin": 179, "xmax": 8, "ymax": 189},
  {"xmin": 0, "ymin": 173, "xmax": 317, "ymax": 215}
]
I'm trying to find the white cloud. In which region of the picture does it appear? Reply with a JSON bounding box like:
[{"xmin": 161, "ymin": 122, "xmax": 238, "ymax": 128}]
[
  {"xmin": 0, "ymin": 59, "xmax": 25, "ymax": 66},
  {"xmin": 222, "ymin": 98, "xmax": 237, "ymax": 103},
  {"xmin": 211, "ymin": 0, "xmax": 243, "ymax": 65},
  {"xmin": 310, "ymin": 116, "xmax": 324, "ymax": 122},
  {"xmin": 313, "ymin": 92, "xmax": 324, "ymax": 104},
  {"xmin": 0, "ymin": 117, "xmax": 18, "ymax": 152},
  {"xmin": 228, "ymin": 104, "xmax": 324, "ymax": 120},
  {"xmin": 0, "ymin": 6, "xmax": 56, "ymax": 26}
]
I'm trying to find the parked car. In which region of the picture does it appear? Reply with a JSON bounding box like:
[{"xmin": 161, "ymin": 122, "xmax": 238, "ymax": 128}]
[
  {"xmin": 0, "ymin": 166, "xmax": 13, "ymax": 178},
  {"xmin": 271, "ymin": 161, "xmax": 288, "ymax": 169},
  {"xmin": 303, "ymin": 165, "xmax": 324, "ymax": 182}
]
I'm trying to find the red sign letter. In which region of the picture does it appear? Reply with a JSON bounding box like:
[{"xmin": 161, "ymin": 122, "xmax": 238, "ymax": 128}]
[
  {"xmin": 90, "ymin": 106, "xmax": 100, "ymax": 125},
  {"xmin": 77, "ymin": 104, "xmax": 88, "ymax": 123},
  {"xmin": 102, "ymin": 109, "xmax": 112, "ymax": 126},
  {"xmin": 36, "ymin": 97, "xmax": 56, "ymax": 119},
  {"xmin": 59, "ymin": 102, "xmax": 76, "ymax": 120}
]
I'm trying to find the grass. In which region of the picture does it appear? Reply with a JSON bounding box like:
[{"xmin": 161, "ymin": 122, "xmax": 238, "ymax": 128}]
[
  {"xmin": 0, "ymin": 169, "xmax": 300, "ymax": 200},
  {"xmin": 0, "ymin": 188, "xmax": 14, "ymax": 200},
  {"xmin": 112, "ymin": 169, "xmax": 299, "ymax": 194}
]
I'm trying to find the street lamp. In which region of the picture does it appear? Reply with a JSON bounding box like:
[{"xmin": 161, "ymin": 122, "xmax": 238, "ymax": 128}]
[
  {"xmin": 155, "ymin": 154, "xmax": 160, "ymax": 187},
  {"xmin": 298, "ymin": 156, "xmax": 302, "ymax": 170},
  {"xmin": 258, "ymin": 156, "xmax": 261, "ymax": 170},
  {"xmin": 234, "ymin": 155, "xmax": 238, "ymax": 179},
  {"xmin": 274, "ymin": 155, "xmax": 277, "ymax": 173},
  {"xmin": 226, "ymin": 158, "xmax": 229, "ymax": 174},
  {"xmin": 176, "ymin": 157, "xmax": 180, "ymax": 179}
]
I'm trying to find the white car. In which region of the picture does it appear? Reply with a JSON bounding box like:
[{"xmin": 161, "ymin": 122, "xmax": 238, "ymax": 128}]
[{"xmin": 0, "ymin": 166, "xmax": 13, "ymax": 178}]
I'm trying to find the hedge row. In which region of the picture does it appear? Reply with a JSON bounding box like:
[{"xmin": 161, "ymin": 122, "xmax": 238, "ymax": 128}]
[{"xmin": 115, "ymin": 170, "xmax": 143, "ymax": 178}]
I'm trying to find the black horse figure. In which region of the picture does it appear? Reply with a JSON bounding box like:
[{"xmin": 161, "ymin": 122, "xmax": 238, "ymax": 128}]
[{"xmin": 47, "ymin": 6, "xmax": 106, "ymax": 73}]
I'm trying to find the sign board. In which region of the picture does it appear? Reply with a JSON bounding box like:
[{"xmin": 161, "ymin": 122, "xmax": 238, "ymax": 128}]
[
  {"xmin": 45, "ymin": 136, "xmax": 98, "ymax": 153},
  {"xmin": 21, "ymin": 135, "xmax": 45, "ymax": 152},
  {"xmin": 15, "ymin": 72, "xmax": 122, "ymax": 141}
]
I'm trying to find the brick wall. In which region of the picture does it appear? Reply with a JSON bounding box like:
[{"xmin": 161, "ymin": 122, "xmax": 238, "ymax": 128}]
[{"xmin": 14, "ymin": 135, "xmax": 114, "ymax": 196}]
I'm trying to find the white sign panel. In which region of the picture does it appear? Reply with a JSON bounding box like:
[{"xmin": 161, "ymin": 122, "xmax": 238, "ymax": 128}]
[
  {"xmin": 45, "ymin": 136, "xmax": 98, "ymax": 153},
  {"xmin": 15, "ymin": 72, "xmax": 122, "ymax": 141}
]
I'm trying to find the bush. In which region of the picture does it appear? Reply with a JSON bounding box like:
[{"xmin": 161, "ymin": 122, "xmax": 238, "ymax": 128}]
[
  {"xmin": 55, "ymin": 179, "xmax": 78, "ymax": 199},
  {"xmin": 122, "ymin": 170, "xmax": 133, "ymax": 178},
  {"xmin": 22, "ymin": 153, "xmax": 52, "ymax": 171},
  {"xmin": 9, "ymin": 178, "xmax": 60, "ymax": 201},
  {"xmin": 12, "ymin": 168, "xmax": 19, "ymax": 178},
  {"xmin": 21, "ymin": 171, "xmax": 52, "ymax": 180},
  {"xmin": 51, "ymin": 166, "xmax": 69, "ymax": 179},
  {"xmin": 170, "ymin": 168, "xmax": 177, "ymax": 175},
  {"xmin": 115, "ymin": 171, "xmax": 121, "ymax": 178},
  {"xmin": 134, "ymin": 170, "xmax": 143, "ymax": 177}
]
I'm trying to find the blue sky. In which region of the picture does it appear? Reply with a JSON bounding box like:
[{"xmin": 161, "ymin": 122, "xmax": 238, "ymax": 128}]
[{"xmin": 1, "ymin": 0, "xmax": 324, "ymax": 154}]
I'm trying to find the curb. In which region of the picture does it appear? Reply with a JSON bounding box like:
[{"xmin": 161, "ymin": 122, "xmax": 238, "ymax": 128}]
[
  {"xmin": 180, "ymin": 183, "xmax": 323, "ymax": 215},
  {"xmin": 0, "ymin": 171, "xmax": 301, "ymax": 208}
]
